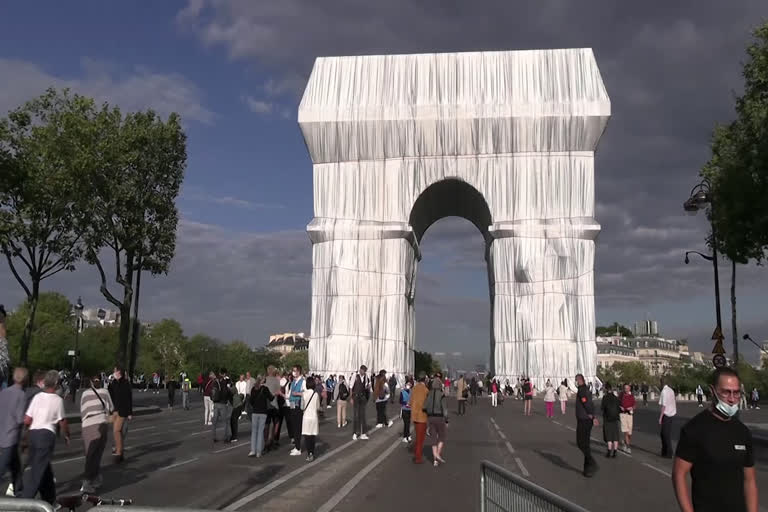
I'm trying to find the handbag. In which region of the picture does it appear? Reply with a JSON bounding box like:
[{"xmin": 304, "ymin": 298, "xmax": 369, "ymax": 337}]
[{"xmin": 90, "ymin": 386, "xmax": 114, "ymax": 423}]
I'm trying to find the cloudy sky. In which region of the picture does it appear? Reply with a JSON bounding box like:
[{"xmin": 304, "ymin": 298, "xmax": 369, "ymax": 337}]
[{"xmin": 2, "ymin": 1, "xmax": 768, "ymax": 367}]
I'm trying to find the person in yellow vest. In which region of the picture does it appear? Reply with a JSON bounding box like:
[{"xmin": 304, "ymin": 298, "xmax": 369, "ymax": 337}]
[{"xmin": 181, "ymin": 377, "xmax": 191, "ymax": 410}]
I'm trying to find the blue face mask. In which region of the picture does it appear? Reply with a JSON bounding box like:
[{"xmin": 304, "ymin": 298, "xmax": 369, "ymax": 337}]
[{"xmin": 715, "ymin": 398, "xmax": 739, "ymax": 418}]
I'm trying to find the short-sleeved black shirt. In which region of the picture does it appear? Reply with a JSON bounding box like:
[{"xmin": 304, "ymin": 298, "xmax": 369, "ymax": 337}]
[{"xmin": 675, "ymin": 410, "xmax": 754, "ymax": 512}]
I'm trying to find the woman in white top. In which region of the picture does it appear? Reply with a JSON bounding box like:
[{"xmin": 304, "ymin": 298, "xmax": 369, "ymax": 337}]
[
  {"xmin": 558, "ymin": 379, "xmax": 570, "ymax": 415},
  {"xmin": 301, "ymin": 378, "xmax": 320, "ymax": 462},
  {"xmin": 543, "ymin": 379, "xmax": 556, "ymax": 418}
]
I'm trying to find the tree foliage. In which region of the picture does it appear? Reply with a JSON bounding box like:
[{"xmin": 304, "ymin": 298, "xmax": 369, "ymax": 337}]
[
  {"xmin": 414, "ymin": 350, "xmax": 442, "ymax": 376},
  {"xmin": 83, "ymin": 107, "xmax": 187, "ymax": 375},
  {"xmin": 595, "ymin": 322, "xmax": 634, "ymax": 338},
  {"xmin": 0, "ymin": 89, "xmax": 94, "ymax": 365}
]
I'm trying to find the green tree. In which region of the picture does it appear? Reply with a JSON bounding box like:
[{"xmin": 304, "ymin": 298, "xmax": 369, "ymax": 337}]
[
  {"xmin": 0, "ymin": 89, "xmax": 93, "ymax": 366},
  {"xmin": 613, "ymin": 361, "xmax": 650, "ymax": 386},
  {"xmin": 281, "ymin": 351, "xmax": 309, "ymax": 373},
  {"xmin": 144, "ymin": 319, "xmax": 187, "ymax": 379},
  {"xmin": 83, "ymin": 107, "xmax": 187, "ymax": 375},
  {"xmin": 78, "ymin": 325, "xmax": 120, "ymax": 376},
  {"xmin": 702, "ymin": 23, "xmax": 768, "ymax": 362},
  {"xmin": 595, "ymin": 322, "xmax": 634, "ymax": 338},
  {"xmin": 5, "ymin": 292, "xmax": 74, "ymax": 371},
  {"xmin": 185, "ymin": 334, "xmax": 219, "ymax": 377},
  {"xmin": 414, "ymin": 350, "xmax": 441, "ymax": 376}
]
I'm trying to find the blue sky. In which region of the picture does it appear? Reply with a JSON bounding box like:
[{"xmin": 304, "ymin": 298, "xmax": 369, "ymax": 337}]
[{"xmin": 2, "ymin": 1, "xmax": 768, "ymax": 368}]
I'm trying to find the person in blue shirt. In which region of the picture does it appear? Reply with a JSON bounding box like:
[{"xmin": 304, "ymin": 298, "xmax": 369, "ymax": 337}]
[
  {"xmin": 287, "ymin": 366, "xmax": 305, "ymax": 456},
  {"xmin": 400, "ymin": 378, "xmax": 413, "ymax": 443},
  {"xmin": 325, "ymin": 375, "xmax": 336, "ymax": 409}
]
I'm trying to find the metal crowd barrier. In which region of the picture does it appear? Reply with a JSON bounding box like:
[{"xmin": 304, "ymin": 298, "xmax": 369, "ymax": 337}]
[
  {"xmin": 0, "ymin": 498, "xmax": 56, "ymax": 512},
  {"xmin": 96, "ymin": 508, "xmax": 215, "ymax": 511},
  {"xmin": 480, "ymin": 461, "xmax": 591, "ymax": 512}
]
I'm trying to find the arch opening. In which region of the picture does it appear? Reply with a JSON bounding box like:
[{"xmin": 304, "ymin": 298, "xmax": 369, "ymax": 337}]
[
  {"xmin": 409, "ymin": 179, "xmax": 493, "ymax": 245},
  {"xmin": 408, "ymin": 179, "xmax": 495, "ymax": 377}
]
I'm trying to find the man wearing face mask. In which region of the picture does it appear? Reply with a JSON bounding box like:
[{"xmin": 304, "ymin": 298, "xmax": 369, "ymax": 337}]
[{"xmin": 672, "ymin": 367, "xmax": 757, "ymax": 512}]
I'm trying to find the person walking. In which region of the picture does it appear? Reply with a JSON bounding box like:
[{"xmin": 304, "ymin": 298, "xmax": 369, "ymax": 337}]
[
  {"xmin": 301, "ymin": 378, "xmax": 319, "ymax": 462},
  {"xmin": 575, "ymin": 373, "xmax": 599, "ymax": 477},
  {"xmin": 739, "ymin": 382, "xmax": 748, "ymax": 411},
  {"xmin": 287, "ymin": 366, "xmax": 305, "ymax": 455},
  {"xmin": 108, "ymin": 366, "xmax": 132, "ymax": 463},
  {"xmin": 350, "ymin": 365, "xmax": 370, "ymax": 441},
  {"xmin": 203, "ymin": 372, "xmax": 215, "ymax": 425},
  {"xmin": 601, "ymin": 383, "xmax": 621, "ymax": 458},
  {"xmin": 409, "ymin": 372, "xmax": 429, "ymax": 464},
  {"xmin": 167, "ymin": 377, "xmax": 177, "ymax": 411},
  {"xmin": 230, "ymin": 376, "xmax": 245, "ymax": 443},
  {"xmin": 544, "ymin": 379, "xmax": 556, "ymax": 418},
  {"xmin": 490, "ymin": 379, "xmax": 498, "ymax": 407},
  {"xmin": 0, "ymin": 367, "xmax": 27, "ymax": 497},
  {"xmin": 388, "ymin": 373, "xmax": 398, "ymax": 405},
  {"xmin": 558, "ymin": 380, "xmax": 569, "ymax": 415},
  {"xmin": 695, "ymin": 384, "xmax": 704, "ymax": 408},
  {"xmin": 673, "ymin": 367, "xmax": 758, "ymax": 512},
  {"xmin": 751, "ymin": 388, "xmax": 760, "ymax": 410},
  {"xmin": 335, "ymin": 375, "xmax": 349, "ymax": 428},
  {"xmin": 374, "ymin": 370, "xmax": 393, "ymax": 428},
  {"xmin": 22, "ymin": 370, "xmax": 70, "ymax": 505},
  {"xmin": 456, "ymin": 375, "xmax": 467, "ymax": 416},
  {"xmin": 210, "ymin": 370, "xmax": 232, "ymax": 443},
  {"xmin": 248, "ymin": 377, "xmax": 273, "ymax": 458},
  {"xmin": 619, "ymin": 383, "xmax": 635, "ymax": 454},
  {"xmin": 425, "ymin": 378, "xmax": 449, "ymax": 467},
  {"xmin": 641, "ymin": 382, "xmax": 649, "ymax": 406},
  {"xmin": 469, "ymin": 378, "xmax": 478, "ymax": 405},
  {"xmin": 659, "ymin": 377, "xmax": 677, "ymax": 458},
  {"xmin": 0, "ymin": 305, "xmax": 9, "ymax": 390},
  {"xmin": 181, "ymin": 377, "xmax": 191, "ymax": 410},
  {"xmin": 400, "ymin": 379, "xmax": 413, "ymax": 442},
  {"xmin": 79, "ymin": 376, "xmax": 113, "ymax": 493},
  {"xmin": 522, "ymin": 378, "xmax": 533, "ymax": 416}
]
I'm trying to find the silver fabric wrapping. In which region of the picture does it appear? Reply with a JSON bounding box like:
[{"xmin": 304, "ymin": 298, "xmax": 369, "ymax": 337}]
[{"xmin": 300, "ymin": 49, "xmax": 610, "ymax": 390}]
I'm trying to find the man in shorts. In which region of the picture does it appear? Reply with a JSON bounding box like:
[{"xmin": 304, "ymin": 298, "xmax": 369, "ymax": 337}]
[{"xmin": 619, "ymin": 383, "xmax": 636, "ymax": 453}]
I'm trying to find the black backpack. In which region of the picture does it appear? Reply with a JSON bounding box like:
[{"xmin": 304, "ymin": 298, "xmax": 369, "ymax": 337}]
[
  {"xmin": 338, "ymin": 383, "xmax": 350, "ymax": 401},
  {"xmin": 210, "ymin": 379, "xmax": 222, "ymax": 403}
]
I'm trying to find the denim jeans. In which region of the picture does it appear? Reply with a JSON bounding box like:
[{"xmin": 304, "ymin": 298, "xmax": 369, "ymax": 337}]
[
  {"xmin": 212, "ymin": 403, "xmax": 231, "ymax": 441},
  {"xmin": 251, "ymin": 413, "xmax": 267, "ymax": 455}
]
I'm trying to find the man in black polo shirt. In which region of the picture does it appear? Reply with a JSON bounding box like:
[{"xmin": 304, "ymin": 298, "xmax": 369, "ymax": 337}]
[
  {"xmin": 574, "ymin": 373, "xmax": 599, "ymax": 477},
  {"xmin": 673, "ymin": 367, "xmax": 757, "ymax": 512}
]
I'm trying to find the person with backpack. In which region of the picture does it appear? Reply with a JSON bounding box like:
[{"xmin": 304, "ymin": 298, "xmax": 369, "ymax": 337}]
[
  {"xmin": 601, "ymin": 383, "xmax": 621, "ymax": 458},
  {"xmin": 400, "ymin": 378, "xmax": 413, "ymax": 442},
  {"xmin": 335, "ymin": 375, "xmax": 350, "ymax": 428},
  {"xmin": 374, "ymin": 370, "xmax": 393, "ymax": 428},
  {"xmin": 425, "ymin": 377, "xmax": 449, "ymax": 467},
  {"xmin": 248, "ymin": 376, "xmax": 273, "ymax": 458},
  {"xmin": 181, "ymin": 377, "xmax": 191, "ymax": 410},
  {"xmin": 210, "ymin": 369, "xmax": 232, "ymax": 443}
]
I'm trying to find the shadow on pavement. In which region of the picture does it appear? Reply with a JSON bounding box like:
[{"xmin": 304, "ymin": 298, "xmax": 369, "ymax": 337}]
[{"xmin": 534, "ymin": 449, "xmax": 582, "ymax": 474}]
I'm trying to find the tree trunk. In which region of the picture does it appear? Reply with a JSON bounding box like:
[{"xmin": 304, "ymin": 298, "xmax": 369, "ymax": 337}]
[
  {"xmin": 116, "ymin": 254, "xmax": 135, "ymax": 369},
  {"xmin": 19, "ymin": 279, "xmax": 41, "ymax": 367},
  {"xmin": 731, "ymin": 259, "xmax": 738, "ymax": 364},
  {"xmin": 128, "ymin": 255, "xmax": 143, "ymax": 378}
]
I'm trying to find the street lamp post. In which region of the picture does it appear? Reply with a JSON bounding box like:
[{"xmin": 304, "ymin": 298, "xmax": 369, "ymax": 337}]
[
  {"xmin": 73, "ymin": 297, "xmax": 84, "ymax": 374},
  {"xmin": 683, "ymin": 178, "xmax": 733, "ymax": 362}
]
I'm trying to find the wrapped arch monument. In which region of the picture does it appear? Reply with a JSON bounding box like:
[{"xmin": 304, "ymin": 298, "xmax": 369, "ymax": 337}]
[{"xmin": 299, "ymin": 49, "xmax": 610, "ymax": 389}]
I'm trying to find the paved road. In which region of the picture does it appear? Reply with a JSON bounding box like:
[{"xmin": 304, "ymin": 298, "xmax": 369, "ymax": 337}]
[{"xmin": 21, "ymin": 391, "xmax": 768, "ymax": 511}]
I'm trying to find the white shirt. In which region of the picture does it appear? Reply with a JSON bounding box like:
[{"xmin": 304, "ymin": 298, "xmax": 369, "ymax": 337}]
[
  {"xmin": 659, "ymin": 385, "xmax": 677, "ymax": 417},
  {"xmin": 236, "ymin": 380, "xmax": 248, "ymax": 396},
  {"xmin": 26, "ymin": 392, "xmax": 65, "ymax": 433}
]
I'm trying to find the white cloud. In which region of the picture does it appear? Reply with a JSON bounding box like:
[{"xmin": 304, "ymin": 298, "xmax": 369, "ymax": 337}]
[
  {"xmin": 242, "ymin": 95, "xmax": 274, "ymax": 115},
  {"xmin": 181, "ymin": 187, "xmax": 284, "ymax": 210},
  {"xmin": 0, "ymin": 57, "xmax": 213, "ymax": 123}
]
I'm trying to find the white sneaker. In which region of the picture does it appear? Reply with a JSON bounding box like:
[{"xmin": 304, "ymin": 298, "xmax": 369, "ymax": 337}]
[
  {"xmin": 338, "ymin": 424, "xmax": 342, "ymax": 428},
  {"xmin": 326, "ymin": 405, "xmax": 332, "ymax": 409},
  {"xmin": 289, "ymin": 448, "xmax": 302, "ymax": 456},
  {"xmin": 343, "ymin": 421, "xmax": 348, "ymax": 427},
  {"xmin": 5, "ymin": 483, "xmax": 14, "ymax": 497},
  {"xmin": 387, "ymin": 420, "xmax": 393, "ymax": 427},
  {"xmin": 353, "ymin": 434, "xmax": 358, "ymax": 440},
  {"xmin": 375, "ymin": 424, "xmax": 383, "ymax": 429},
  {"xmin": 402, "ymin": 437, "xmax": 409, "ymax": 443},
  {"xmin": 360, "ymin": 434, "xmax": 369, "ymax": 440}
]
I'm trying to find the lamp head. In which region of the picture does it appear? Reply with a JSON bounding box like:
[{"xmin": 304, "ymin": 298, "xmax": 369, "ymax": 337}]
[
  {"xmin": 743, "ymin": 334, "xmax": 750, "ymax": 340},
  {"xmin": 74, "ymin": 296, "xmax": 84, "ymax": 312},
  {"xmin": 684, "ymin": 254, "xmax": 690, "ymax": 264}
]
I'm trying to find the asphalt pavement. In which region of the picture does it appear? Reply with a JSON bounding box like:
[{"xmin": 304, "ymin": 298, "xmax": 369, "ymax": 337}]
[{"xmin": 17, "ymin": 390, "xmax": 768, "ymax": 511}]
